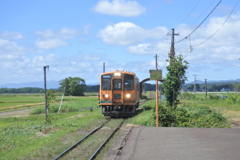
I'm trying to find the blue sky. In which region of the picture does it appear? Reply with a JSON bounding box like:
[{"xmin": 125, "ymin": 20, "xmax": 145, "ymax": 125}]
[{"xmin": 1, "ymin": 0, "xmax": 240, "ymax": 85}]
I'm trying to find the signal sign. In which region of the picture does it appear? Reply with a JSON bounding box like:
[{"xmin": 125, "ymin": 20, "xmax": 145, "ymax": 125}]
[{"xmin": 149, "ymin": 70, "xmax": 162, "ymax": 80}]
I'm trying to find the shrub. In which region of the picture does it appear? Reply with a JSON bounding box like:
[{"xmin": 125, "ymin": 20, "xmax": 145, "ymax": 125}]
[
  {"xmin": 156, "ymin": 104, "xmax": 230, "ymax": 128},
  {"xmin": 179, "ymin": 92, "xmax": 196, "ymax": 100},
  {"xmin": 225, "ymin": 93, "xmax": 240, "ymax": 104},
  {"xmin": 141, "ymin": 95, "xmax": 148, "ymax": 100},
  {"xmin": 208, "ymin": 94, "xmax": 222, "ymax": 100}
]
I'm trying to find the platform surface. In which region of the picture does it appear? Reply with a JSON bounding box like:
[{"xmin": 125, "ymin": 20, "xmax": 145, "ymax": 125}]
[{"xmin": 117, "ymin": 126, "xmax": 240, "ymax": 160}]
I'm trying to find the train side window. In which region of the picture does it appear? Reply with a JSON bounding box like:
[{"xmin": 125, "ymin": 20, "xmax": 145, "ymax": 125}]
[
  {"xmin": 113, "ymin": 79, "xmax": 122, "ymax": 90},
  {"xmin": 102, "ymin": 74, "xmax": 111, "ymax": 90},
  {"xmin": 124, "ymin": 74, "xmax": 134, "ymax": 90}
]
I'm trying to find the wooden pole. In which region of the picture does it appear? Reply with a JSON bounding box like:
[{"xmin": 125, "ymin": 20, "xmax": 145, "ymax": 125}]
[
  {"xmin": 155, "ymin": 54, "xmax": 159, "ymax": 127},
  {"xmin": 43, "ymin": 65, "xmax": 49, "ymax": 122},
  {"xmin": 156, "ymin": 79, "xmax": 159, "ymax": 127}
]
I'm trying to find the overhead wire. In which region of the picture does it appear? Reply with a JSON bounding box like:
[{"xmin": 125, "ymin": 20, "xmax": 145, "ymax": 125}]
[
  {"xmin": 194, "ymin": 0, "xmax": 240, "ymax": 47},
  {"xmin": 157, "ymin": 61, "xmax": 168, "ymax": 70},
  {"xmin": 175, "ymin": 0, "xmax": 222, "ymax": 44},
  {"xmin": 188, "ymin": 0, "xmax": 216, "ymax": 28},
  {"xmin": 178, "ymin": 0, "xmax": 216, "ymax": 34},
  {"xmin": 178, "ymin": 0, "xmax": 239, "ymax": 53},
  {"xmin": 178, "ymin": 0, "xmax": 201, "ymax": 25}
]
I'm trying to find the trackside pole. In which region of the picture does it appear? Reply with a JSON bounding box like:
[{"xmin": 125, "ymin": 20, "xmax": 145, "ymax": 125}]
[
  {"xmin": 156, "ymin": 79, "xmax": 159, "ymax": 127},
  {"xmin": 58, "ymin": 87, "xmax": 65, "ymax": 113},
  {"xmin": 43, "ymin": 65, "xmax": 49, "ymax": 122}
]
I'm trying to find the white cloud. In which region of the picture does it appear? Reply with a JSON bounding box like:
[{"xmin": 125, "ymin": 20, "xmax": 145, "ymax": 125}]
[
  {"xmin": 127, "ymin": 41, "xmax": 170, "ymax": 55},
  {"xmin": 92, "ymin": 0, "xmax": 146, "ymax": 17},
  {"xmin": 34, "ymin": 28, "xmax": 79, "ymax": 39},
  {"xmin": 78, "ymin": 62, "xmax": 91, "ymax": 68},
  {"xmin": 35, "ymin": 39, "xmax": 68, "ymax": 49},
  {"xmin": 34, "ymin": 28, "xmax": 79, "ymax": 50},
  {"xmin": 97, "ymin": 22, "xmax": 168, "ymax": 45},
  {"xmin": 127, "ymin": 43, "xmax": 152, "ymax": 54},
  {"xmin": 0, "ymin": 31, "xmax": 25, "ymax": 40},
  {"xmin": 173, "ymin": 13, "xmax": 240, "ymax": 67},
  {"xmin": 0, "ymin": 39, "xmax": 26, "ymax": 55},
  {"xmin": 83, "ymin": 24, "xmax": 91, "ymax": 35},
  {"xmin": 123, "ymin": 13, "xmax": 240, "ymax": 71}
]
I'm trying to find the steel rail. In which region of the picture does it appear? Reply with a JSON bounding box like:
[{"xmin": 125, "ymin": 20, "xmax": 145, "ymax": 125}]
[
  {"xmin": 53, "ymin": 120, "xmax": 109, "ymax": 160},
  {"xmin": 88, "ymin": 119, "xmax": 124, "ymax": 160}
]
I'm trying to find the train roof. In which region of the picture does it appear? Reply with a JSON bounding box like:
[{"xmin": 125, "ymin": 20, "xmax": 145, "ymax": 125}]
[{"xmin": 100, "ymin": 70, "xmax": 136, "ymax": 76}]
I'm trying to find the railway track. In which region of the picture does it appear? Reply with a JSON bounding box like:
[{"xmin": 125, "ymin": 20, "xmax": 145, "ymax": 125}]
[{"xmin": 54, "ymin": 119, "xmax": 124, "ymax": 160}]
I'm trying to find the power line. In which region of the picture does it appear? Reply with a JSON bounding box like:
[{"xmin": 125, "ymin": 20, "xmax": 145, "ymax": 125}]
[
  {"xmin": 188, "ymin": 0, "xmax": 216, "ymax": 28},
  {"xmin": 194, "ymin": 0, "xmax": 240, "ymax": 47},
  {"xmin": 157, "ymin": 61, "xmax": 168, "ymax": 70},
  {"xmin": 178, "ymin": 0, "xmax": 216, "ymax": 34},
  {"xmin": 178, "ymin": 0, "xmax": 201, "ymax": 25},
  {"xmin": 175, "ymin": 0, "xmax": 222, "ymax": 44},
  {"xmin": 178, "ymin": 0, "xmax": 240, "ymax": 52}
]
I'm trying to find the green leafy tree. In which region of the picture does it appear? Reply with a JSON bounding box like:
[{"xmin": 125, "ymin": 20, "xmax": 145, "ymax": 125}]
[
  {"xmin": 236, "ymin": 84, "xmax": 240, "ymax": 92},
  {"xmin": 59, "ymin": 77, "xmax": 86, "ymax": 96},
  {"xmin": 232, "ymin": 81, "xmax": 240, "ymax": 92},
  {"xmin": 162, "ymin": 54, "xmax": 189, "ymax": 108}
]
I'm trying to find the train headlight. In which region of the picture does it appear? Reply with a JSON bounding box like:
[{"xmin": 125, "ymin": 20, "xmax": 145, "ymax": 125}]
[
  {"xmin": 102, "ymin": 94, "xmax": 109, "ymax": 98},
  {"xmin": 126, "ymin": 94, "xmax": 131, "ymax": 98},
  {"xmin": 114, "ymin": 72, "xmax": 121, "ymax": 76}
]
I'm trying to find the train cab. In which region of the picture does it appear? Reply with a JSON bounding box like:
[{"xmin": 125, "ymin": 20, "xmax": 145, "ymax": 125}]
[{"xmin": 99, "ymin": 71, "xmax": 140, "ymax": 117}]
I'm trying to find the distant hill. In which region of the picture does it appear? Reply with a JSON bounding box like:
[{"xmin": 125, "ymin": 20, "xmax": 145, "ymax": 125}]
[
  {"xmin": 187, "ymin": 79, "xmax": 240, "ymax": 84},
  {"xmin": 0, "ymin": 80, "xmax": 60, "ymax": 89},
  {"xmin": 1, "ymin": 79, "xmax": 240, "ymax": 90}
]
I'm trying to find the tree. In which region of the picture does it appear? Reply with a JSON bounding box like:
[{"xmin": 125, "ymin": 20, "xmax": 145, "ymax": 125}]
[
  {"xmin": 236, "ymin": 84, "xmax": 240, "ymax": 92},
  {"xmin": 232, "ymin": 81, "xmax": 239, "ymax": 92},
  {"xmin": 59, "ymin": 77, "xmax": 86, "ymax": 96},
  {"xmin": 162, "ymin": 54, "xmax": 189, "ymax": 108}
]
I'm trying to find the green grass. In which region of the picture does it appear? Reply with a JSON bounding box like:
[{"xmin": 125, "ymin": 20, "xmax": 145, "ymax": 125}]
[
  {"xmin": 179, "ymin": 92, "xmax": 240, "ymax": 126},
  {"xmin": 0, "ymin": 107, "xmax": 104, "ymax": 159},
  {"xmin": 126, "ymin": 100, "xmax": 156, "ymax": 126},
  {"xmin": 0, "ymin": 94, "xmax": 83, "ymax": 112},
  {"xmin": 30, "ymin": 97, "xmax": 98, "ymax": 114},
  {"xmin": 0, "ymin": 95, "xmax": 105, "ymax": 160},
  {"xmin": 0, "ymin": 92, "xmax": 237, "ymax": 159},
  {"xmin": 127, "ymin": 96, "xmax": 231, "ymax": 128}
]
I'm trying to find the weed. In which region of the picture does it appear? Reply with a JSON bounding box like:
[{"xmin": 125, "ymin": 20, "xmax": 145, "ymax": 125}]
[{"xmin": 179, "ymin": 92, "xmax": 196, "ymax": 100}]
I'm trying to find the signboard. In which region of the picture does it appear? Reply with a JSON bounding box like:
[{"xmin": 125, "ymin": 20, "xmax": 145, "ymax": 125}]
[{"xmin": 149, "ymin": 70, "xmax": 162, "ymax": 80}]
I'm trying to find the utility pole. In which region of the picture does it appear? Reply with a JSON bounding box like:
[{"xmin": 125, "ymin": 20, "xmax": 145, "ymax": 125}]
[
  {"xmin": 103, "ymin": 62, "xmax": 105, "ymax": 73},
  {"xmin": 167, "ymin": 29, "xmax": 179, "ymax": 108},
  {"xmin": 43, "ymin": 65, "xmax": 49, "ymax": 122},
  {"xmin": 167, "ymin": 28, "xmax": 179, "ymax": 64},
  {"xmin": 154, "ymin": 54, "xmax": 159, "ymax": 127},
  {"xmin": 193, "ymin": 75, "xmax": 197, "ymax": 93},
  {"xmin": 205, "ymin": 79, "xmax": 208, "ymax": 99}
]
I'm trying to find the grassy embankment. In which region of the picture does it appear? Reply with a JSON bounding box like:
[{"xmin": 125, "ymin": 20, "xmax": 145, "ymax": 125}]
[
  {"xmin": 0, "ymin": 95, "xmax": 109, "ymax": 160},
  {"xmin": 179, "ymin": 92, "xmax": 240, "ymax": 126},
  {"xmin": 127, "ymin": 91, "xmax": 239, "ymax": 128}
]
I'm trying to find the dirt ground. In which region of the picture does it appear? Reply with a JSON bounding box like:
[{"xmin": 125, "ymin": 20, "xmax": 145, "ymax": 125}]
[{"xmin": 0, "ymin": 108, "xmax": 35, "ymax": 118}]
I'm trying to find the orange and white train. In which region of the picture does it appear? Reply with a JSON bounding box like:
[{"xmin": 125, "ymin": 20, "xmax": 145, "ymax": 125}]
[{"xmin": 99, "ymin": 70, "xmax": 140, "ymax": 118}]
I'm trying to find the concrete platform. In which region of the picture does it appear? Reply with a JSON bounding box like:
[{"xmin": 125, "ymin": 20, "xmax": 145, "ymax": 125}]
[{"xmin": 107, "ymin": 125, "xmax": 240, "ymax": 160}]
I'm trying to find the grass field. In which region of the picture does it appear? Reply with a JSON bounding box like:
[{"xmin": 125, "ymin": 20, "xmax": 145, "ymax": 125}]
[
  {"xmin": 179, "ymin": 92, "xmax": 240, "ymax": 126},
  {"xmin": 0, "ymin": 94, "xmax": 84, "ymax": 112},
  {"xmin": 0, "ymin": 92, "xmax": 239, "ymax": 159},
  {"xmin": 0, "ymin": 95, "xmax": 106, "ymax": 160}
]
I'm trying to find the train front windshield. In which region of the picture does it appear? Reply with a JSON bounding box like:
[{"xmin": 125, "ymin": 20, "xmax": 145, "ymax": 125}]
[
  {"xmin": 101, "ymin": 73, "xmax": 134, "ymax": 91},
  {"xmin": 124, "ymin": 74, "xmax": 134, "ymax": 90},
  {"xmin": 102, "ymin": 74, "xmax": 111, "ymax": 90}
]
